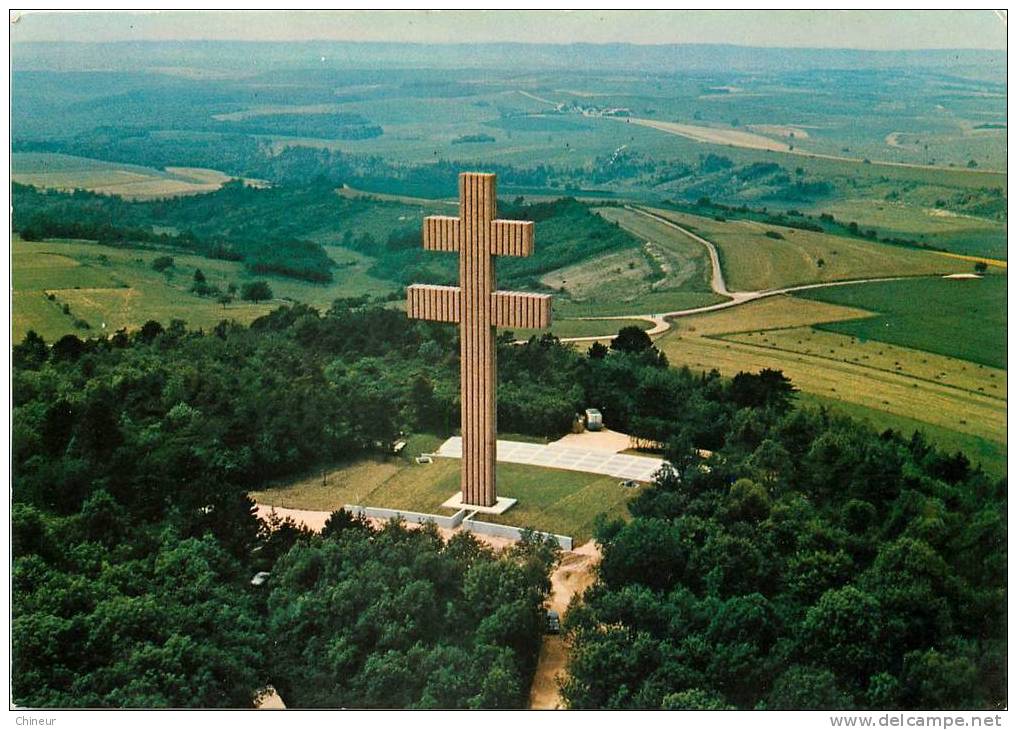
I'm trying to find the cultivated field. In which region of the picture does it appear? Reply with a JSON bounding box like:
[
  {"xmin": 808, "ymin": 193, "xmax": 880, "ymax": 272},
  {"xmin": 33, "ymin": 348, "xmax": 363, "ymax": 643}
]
[
  {"xmin": 656, "ymin": 295, "xmax": 1006, "ymax": 472},
  {"xmin": 11, "ymin": 152, "xmax": 266, "ymax": 199},
  {"xmin": 796, "ymin": 275, "xmax": 1007, "ymax": 368},
  {"xmin": 623, "ymin": 117, "xmax": 793, "ymax": 152},
  {"xmin": 646, "ymin": 207, "xmax": 970, "ymax": 291},
  {"xmin": 251, "ymin": 432, "xmax": 642, "ymax": 542},
  {"xmin": 802, "ymin": 198, "xmax": 1007, "ymax": 260}
]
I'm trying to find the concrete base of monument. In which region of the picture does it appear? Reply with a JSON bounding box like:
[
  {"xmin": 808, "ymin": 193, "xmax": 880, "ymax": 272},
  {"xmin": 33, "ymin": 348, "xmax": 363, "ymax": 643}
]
[{"xmin": 441, "ymin": 493, "xmax": 518, "ymax": 515}]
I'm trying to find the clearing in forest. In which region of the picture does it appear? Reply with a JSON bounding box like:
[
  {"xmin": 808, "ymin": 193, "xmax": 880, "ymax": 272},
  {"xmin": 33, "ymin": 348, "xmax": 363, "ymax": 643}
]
[{"xmin": 251, "ymin": 433, "xmax": 645, "ymax": 543}]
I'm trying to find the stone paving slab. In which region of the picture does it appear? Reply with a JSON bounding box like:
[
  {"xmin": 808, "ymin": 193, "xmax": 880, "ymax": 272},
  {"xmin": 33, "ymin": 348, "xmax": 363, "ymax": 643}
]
[{"xmin": 435, "ymin": 437, "xmax": 666, "ymax": 483}]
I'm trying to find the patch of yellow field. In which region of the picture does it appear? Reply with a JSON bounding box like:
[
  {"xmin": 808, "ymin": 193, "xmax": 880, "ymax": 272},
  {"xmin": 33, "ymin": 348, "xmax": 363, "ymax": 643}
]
[
  {"xmin": 671, "ymin": 295, "xmax": 870, "ymax": 336},
  {"xmin": 657, "ymin": 296, "xmax": 1006, "ymax": 446},
  {"xmin": 540, "ymin": 248, "xmax": 653, "ymax": 298},
  {"xmin": 163, "ymin": 167, "xmax": 232, "ymax": 184},
  {"xmin": 626, "ymin": 118, "xmax": 791, "ymax": 152},
  {"xmin": 594, "ymin": 207, "xmax": 713, "ymax": 290},
  {"xmin": 647, "ymin": 208, "xmax": 969, "ymax": 291},
  {"xmin": 723, "ymin": 326, "xmax": 1006, "ymax": 399},
  {"xmin": 88, "ymin": 178, "xmax": 224, "ymax": 199},
  {"xmin": 934, "ymin": 251, "xmax": 1007, "ymax": 269},
  {"xmin": 749, "ymin": 124, "xmax": 810, "ymax": 139},
  {"xmin": 660, "ymin": 333, "xmax": 1004, "ymax": 444},
  {"xmin": 211, "ymin": 103, "xmax": 343, "ymax": 122}
]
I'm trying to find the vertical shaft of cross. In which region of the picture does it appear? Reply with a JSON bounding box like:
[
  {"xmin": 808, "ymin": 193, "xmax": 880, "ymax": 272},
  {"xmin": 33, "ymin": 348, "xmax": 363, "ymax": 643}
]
[
  {"xmin": 459, "ymin": 173, "xmax": 497, "ymax": 506},
  {"xmin": 407, "ymin": 171, "xmax": 551, "ymax": 509}
]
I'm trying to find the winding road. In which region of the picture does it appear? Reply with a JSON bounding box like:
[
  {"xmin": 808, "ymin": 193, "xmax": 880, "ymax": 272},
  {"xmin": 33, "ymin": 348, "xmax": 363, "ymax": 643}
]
[{"xmin": 556, "ymin": 206, "xmax": 911, "ymax": 344}]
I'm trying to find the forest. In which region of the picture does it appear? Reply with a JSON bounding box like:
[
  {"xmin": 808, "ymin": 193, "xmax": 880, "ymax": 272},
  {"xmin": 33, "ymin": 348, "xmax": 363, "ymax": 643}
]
[
  {"xmin": 12, "ymin": 181, "xmax": 638, "ymax": 292},
  {"xmin": 11, "ymin": 303, "xmax": 1005, "ymax": 709}
]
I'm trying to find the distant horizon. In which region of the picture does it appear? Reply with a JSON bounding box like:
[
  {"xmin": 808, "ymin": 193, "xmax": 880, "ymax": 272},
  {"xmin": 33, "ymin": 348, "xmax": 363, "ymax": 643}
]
[
  {"xmin": 10, "ymin": 10, "xmax": 1007, "ymax": 51},
  {"xmin": 10, "ymin": 38, "xmax": 1008, "ymax": 54}
]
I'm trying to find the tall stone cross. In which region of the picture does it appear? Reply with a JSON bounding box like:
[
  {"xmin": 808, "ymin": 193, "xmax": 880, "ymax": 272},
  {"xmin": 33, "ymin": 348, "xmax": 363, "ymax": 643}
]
[{"xmin": 407, "ymin": 172, "xmax": 551, "ymax": 508}]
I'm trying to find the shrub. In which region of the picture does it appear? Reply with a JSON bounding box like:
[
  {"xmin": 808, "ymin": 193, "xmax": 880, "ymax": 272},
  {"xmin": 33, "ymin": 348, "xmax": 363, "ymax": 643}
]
[
  {"xmin": 241, "ymin": 281, "xmax": 274, "ymax": 302},
  {"xmin": 151, "ymin": 256, "xmax": 174, "ymax": 272}
]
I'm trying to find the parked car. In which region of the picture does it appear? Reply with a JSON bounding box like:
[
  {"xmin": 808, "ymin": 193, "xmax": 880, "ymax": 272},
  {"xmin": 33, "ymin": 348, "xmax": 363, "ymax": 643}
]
[{"xmin": 545, "ymin": 609, "xmax": 561, "ymax": 634}]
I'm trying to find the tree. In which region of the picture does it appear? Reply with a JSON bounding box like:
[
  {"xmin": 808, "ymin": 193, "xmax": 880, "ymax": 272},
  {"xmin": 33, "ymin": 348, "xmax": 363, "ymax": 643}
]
[
  {"xmin": 138, "ymin": 320, "xmax": 164, "ymax": 343},
  {"xmin": 765, "ymin": 666, "xmax": 854, "ymax": 709},
  {"xmin": 800, "ymin": 586, "xmax": 886, "ymax": 683},
  {"xmin": 241, "ymin": 281, "xmax": 273, "ymax": 301},
  {"xmin": 729, "ymin": 369, "xmax": 797, "ymax": 411},
  {"xmin": 193, "ymin": 268, "xmax": 206, "ymax": 283},
  {"xmin": 151, "ymin": 256, "xmax": 174, "ymax": 272},
  {"xmin": 13, "ymin": 330, "xmax": 48, "ymax": 369},
  {"xmin": 662, "ymin": 688, "xmax": 735, "ymax": 710},
  {"xmin": 974, "ymin": 261, "xmax": 988, "ymax": 274},
  {"xmin": 51, "ymin": 334, "xmax": 85, "ymax": 362},
  {"xmin": 587, "ymin": 341, "xmax": 609, "ymax": 360},
  {"xmin": 611, "ymin": 326, "xmax": 652, "ymax": 354}
]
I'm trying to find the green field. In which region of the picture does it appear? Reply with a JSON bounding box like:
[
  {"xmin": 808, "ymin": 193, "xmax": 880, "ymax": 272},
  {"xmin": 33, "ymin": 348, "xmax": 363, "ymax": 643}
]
[
  {"xmin": 11, "ymin": 236, "xmax": 398, "ymax": 343},
  {"xmin": 646, "ymin": 208, "xmax": 971, "ymax": 291},
  {"xmin": 657, "ymin": 295, "xmax": 1006, "ymax": 463},
  {"xmin": 251, "ymin": 432, "xmax": 642, "ymax": 543},
  {"xmin": 795, "ymin": 275, "xmax": 1007, "ymax": 368},
  {"xmin": 802, "ymin": 198, "xmax": 1007, "ymax": 260}
]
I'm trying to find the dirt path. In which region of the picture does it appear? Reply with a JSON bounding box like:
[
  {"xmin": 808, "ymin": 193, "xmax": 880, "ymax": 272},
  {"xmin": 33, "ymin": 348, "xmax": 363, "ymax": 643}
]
[
  {"xmin": 558, "ymin": 206, "xmax": 913, "ymax": 345},
  {"xmin": 528, "ymin": 541, "xmax": 601, "ymax": 709},
  {"xmin": 516, "ymin": 89, "xmax": 559, "ymax": 106}
]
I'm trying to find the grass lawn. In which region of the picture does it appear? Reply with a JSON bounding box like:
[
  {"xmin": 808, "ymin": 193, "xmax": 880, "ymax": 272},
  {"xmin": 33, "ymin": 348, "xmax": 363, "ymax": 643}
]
[
  {"xmin": 251, "ymin": 432, "xmax": 642, "ymax": 543},
  {"xmin": 645, "ymin": 208, "xmax": 969, "ymax": 291},
  {"xmin": 795, "ymin": 275, "xmax": 1007, "ymax": 368}
]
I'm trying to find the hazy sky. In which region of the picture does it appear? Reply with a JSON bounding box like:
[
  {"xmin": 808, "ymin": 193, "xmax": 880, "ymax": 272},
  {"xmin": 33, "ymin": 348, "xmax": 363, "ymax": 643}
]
[{"xmin": 10, "ymin": 10, "xmax": 1007, "ymax": 50}]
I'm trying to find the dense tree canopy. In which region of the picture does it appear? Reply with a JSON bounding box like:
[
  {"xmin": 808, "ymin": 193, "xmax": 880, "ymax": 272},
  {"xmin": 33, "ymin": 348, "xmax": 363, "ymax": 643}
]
[
  {"xmin": 562, "ymin": 400, "xmax": 1006, "ymax": 710},
  {"xmin": 12, "ymin": 303, "xmax": 1005, "ymax": 709}
]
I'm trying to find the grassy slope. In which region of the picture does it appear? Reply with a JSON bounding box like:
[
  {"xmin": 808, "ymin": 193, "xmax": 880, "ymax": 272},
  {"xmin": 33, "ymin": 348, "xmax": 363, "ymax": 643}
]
[
  {"xmin": 543, "ymin": 206, "xmax": 725, "ymax": 318},
  {"xmin": 802, "ymin": 198, "xmax": 1008, "ymax": 260},
  {"xmin": 646, "ymin": 208, "xmax": 970, "ymax": 291},
  {"xmin": 11, "ymin": 236, "xmax": 397, "ymax": 343},
  {"xmin": 251, "ymin": 432, "xmax": 642, "ymax": 542},
  {"xmin": 11, "ymin": 152, "xmax": 241, "ymax": 199},
  {"xmin": 795, "ymin": 275, "xmax": 1007, "ymax": 368}
]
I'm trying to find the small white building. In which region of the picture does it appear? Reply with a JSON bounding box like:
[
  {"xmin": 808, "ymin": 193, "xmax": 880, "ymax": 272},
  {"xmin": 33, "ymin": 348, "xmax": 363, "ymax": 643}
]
[{"xmin": 585, "ymin": 408, "xmax": 603, "ymax": 431}]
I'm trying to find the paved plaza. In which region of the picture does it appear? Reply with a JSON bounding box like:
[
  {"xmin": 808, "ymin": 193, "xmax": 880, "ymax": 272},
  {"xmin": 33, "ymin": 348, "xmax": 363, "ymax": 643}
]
[{"xmin": 434, "ymin": 437, "xmax": 666, "ymax": 483}]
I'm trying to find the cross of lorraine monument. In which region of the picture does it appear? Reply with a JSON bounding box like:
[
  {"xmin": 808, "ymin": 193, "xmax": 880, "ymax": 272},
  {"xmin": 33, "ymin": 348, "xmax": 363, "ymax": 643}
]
[{"xmin": 407, "ymin": 172, "xmax": 551, "ymax": 509}]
